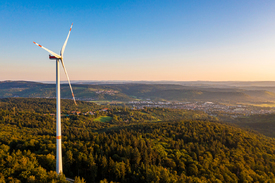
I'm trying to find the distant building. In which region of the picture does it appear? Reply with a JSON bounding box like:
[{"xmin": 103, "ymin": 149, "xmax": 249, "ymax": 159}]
[
  {"xmin": 84, "ymin": 111, "xmax": 94, "ymax": 115},
  {"xmin": 101, "ymin": 108, "xmax": 109, "ymax": 112},
  {"xmin": 233, "ymin": 108, "xmax": 245, "ymax": 112}
]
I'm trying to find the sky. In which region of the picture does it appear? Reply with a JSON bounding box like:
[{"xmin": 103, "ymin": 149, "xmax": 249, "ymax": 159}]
[{"xmin": 1, "ymin": 0, "xmax": 275, "ymax": 81}]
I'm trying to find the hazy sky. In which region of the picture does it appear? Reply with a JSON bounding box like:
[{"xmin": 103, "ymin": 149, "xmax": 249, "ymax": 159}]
[{"xmin": 1, "ymin": 0, "xmax": 275, "ymax": 81}]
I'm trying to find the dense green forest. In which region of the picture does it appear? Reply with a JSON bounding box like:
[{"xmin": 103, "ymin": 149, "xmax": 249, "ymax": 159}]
[
  {"xmin": 233, "ymin": 114, "xmax": 275, "ymax": 138},
  {"xmin": 0, "ymin": 98, "xmax": 100, "ymax": 113},
  {"xmin": 2, "ymin": 81, "xmax": 275, "ymax": 103},
  {"xmin": 1, "ymin": 98, "xmax": 275, "ymax": 182}
]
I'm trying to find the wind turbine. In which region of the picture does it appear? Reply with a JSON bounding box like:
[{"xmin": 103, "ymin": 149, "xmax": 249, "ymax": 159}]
[{"xmin": 33, "ymin": 23, "xmax": 77, "ymax": 174}]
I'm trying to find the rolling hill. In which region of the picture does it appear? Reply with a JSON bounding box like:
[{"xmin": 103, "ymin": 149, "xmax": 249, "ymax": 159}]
[
  {"xmin": 2, "ymin": 80, "xmax": 275, "ymax": 103},
  {"xmin": 0, "ymin": 98, "xmax": 275, "ymax": 182}
]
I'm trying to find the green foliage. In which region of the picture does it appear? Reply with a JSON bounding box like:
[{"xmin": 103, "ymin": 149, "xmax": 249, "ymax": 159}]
[
  {"xmin": 234, "ymin": 113, "xmax": 275, "ymax": 138},
  {"xmin": 74, "ymin": 176, "xmax": 86, "ymax": 183},
  {"xmin": 0, "ymin": 97, "xmax": 100, "ymax": 113},
  {"xmin": 108, "ymin": 107, "xmax": 217, "ymax": 124},
  {"xmin": 0, "ymin": 98, "xmax": 275, "ymax": 182}
]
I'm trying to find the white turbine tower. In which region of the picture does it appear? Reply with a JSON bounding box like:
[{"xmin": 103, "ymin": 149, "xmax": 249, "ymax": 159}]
[{"xmin": 33, "ymin": 23, "xmax": 77, "ymax": 174}]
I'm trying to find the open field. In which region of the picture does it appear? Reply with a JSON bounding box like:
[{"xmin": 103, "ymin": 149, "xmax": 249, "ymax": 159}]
[
  {"xmin": 91, "ymin": 100, "xmax": 128, "ymax": 105},
  {"xmin": 94, "ymin": 116, "xmax": 113, "ymax": 122},
  {"xmin": 238, "ymin": 102, "xmax": 275, "ymax": 108},
  {"xmin": 90, "ymin": 100, "xmax": 111, "ymax": 105}
]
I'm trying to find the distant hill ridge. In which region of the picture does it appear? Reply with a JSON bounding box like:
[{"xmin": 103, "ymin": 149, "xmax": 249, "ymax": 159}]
[{"xmin": 1, "ymin": 80, "xmax": 275, "ymax": 103}]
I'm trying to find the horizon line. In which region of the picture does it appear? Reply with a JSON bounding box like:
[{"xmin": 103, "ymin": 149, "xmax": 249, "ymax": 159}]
[{"xmin": 2, "ymin": 80, "xmax": 275, "ymax": 83}]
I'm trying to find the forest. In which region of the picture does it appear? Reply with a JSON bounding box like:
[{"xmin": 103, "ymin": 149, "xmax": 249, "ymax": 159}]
[{"xmin": 0, "ymin": 98, "xmax": 275, "ymax": 182}]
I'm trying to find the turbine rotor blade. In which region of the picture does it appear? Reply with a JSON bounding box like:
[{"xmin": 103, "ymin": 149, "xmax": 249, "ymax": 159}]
[
  {"xmin": 33, "ymin": 42, "xmax": 61, "ymax": 58},
  {"xmin": 60, "ymin": 58, "xmax": 77, "ymax": 105},
  {"xmin": 60, "ymin": 23, "xmax": 73, "ymax": 57}
]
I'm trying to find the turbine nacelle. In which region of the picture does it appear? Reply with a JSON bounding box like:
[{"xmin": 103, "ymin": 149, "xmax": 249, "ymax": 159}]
[
  {"xmin": 49, "ymin": 55, "xmax": 63, "ymax": 60},
  {"xmin": 49, "ymin": 55, "xmax": 59, "ymax": 60}
]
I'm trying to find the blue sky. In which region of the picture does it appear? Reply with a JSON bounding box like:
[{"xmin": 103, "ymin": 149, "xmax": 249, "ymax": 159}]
[{"xmin": 1, "ymin": 0, "xmax": 275, "ymax": 81}]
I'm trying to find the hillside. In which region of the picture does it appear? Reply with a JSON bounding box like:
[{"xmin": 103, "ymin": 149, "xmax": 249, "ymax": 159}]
[
  {"xmin": 2, "ymin": 81, "xmax": 275, "ymax": 104},
  {"xmin": 0, "ymin": 97, "xmax": 100, "ymax": 113},
  {"xmin": 233, "ymin": 113, "xmax": 275, "ymax": 138},
  {"xmin": 0, "ymin": 98, "xmax": 275, "ymax": 182},
  {"xmin": 0, "ymin": 81, "xmax": 134, "ymax": 101}
]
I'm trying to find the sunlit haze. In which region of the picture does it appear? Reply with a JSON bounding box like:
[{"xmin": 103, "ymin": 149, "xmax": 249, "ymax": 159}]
[{"xmin": 1, "ymin": 0, "xmax": 275, "ymax": 81}]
